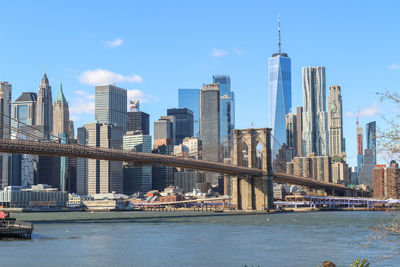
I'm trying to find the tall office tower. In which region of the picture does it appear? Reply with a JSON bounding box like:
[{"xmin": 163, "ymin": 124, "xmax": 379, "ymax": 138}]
[
  {"xmin": 53, "ymin": 84, "xmax": 70, "ymax": 138},
  {"xmin": 296, "ymin": 107, "xmax": 303, "ymax": 156},
  {"xmin": 76, "ymin": 127, "xmax": 88, "ymax": 195},
  {"xmin": 11, "ymin": 92, "xmax": 37, "ymax": 134},
  {"xmin": 68, "ymin": 121, "xmax": 75, "ymax": 139},
  {"xmin": 167, "ymin": 108, "xmax": 194, "ymax": 145},
  {"xmin": 127, "ymin": 100, "xmax": 149, "ymax": 134},
  {"xmin": 152, "ymin": 145, "xmax": 175, "ymax": 191},
  {"xmin": 178, "ymin": 89, "xmax": 200, "ymax": 138},
  {"xmin": 357, "ymin": 125, "xmax": 363, "ymax": 173},
  {"xmin": 285, "ymin": 112, "xmax": 297, "ymax": 157},
  {"xmin": 328, "ymin": 85, "xmax": 345, "ymax": 159},
  {"xmin": 11, "ymin": 92, "xmax": 37, "ymax": 187},
  {"xmin": 78, "ymin": 122, "xmax": 123, "ymax": 195},
  {"xmin": 36, "ymin": 73, "xmax": 53, "ymax": 133},
  {"xmin": 302, "ymin": 66, "xmax": 328, "ymax": 156},
  {"xmin": 153, "ymin": 116, "xmax": 175, "ymax": 150},
  {"xmin": 366, "ymin": 121, "xmax": 377, "ymax": 165},
  {"xmin": 213, "ymin": 75, "xmax": 235, "ymax": 155},
  {"xmin": 358, "ymin": 148, "xmax": 375, "ymax": 187},
  {"xmin": 0, "ymin": 82, "xmax": 12, "ymax": 189},
  {"xmin": 268, "ymin": 17, "xmax": 292, "ymax": 153},
  {"xmin": 123, "ymin": 131, "xmax": 152, "ymax": 194},
  {"xmin": 200, "ymin": 83, "xmax": 220, "ymax": 186},
  {"xmin": 52, "ymin": 84, "xmax": 71, "ymax": 191},
  {"xmin": 95, "ymin": 85, "xmax": 127, "ymax": 133}
]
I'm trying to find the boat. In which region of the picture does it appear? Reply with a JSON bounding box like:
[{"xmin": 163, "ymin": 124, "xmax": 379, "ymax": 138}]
[{"xmin": 0, "ymin": 211, "xmax": 33, "ymax": 239}]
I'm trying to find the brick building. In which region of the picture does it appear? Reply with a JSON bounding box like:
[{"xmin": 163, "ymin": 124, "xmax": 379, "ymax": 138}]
[{"xmin": 373, "ymin": 163, "xmax": 400, "ymax": 199}]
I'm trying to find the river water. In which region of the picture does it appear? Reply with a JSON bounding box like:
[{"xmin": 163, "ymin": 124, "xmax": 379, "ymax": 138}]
[{"xmin": 1, "ymin": 211, "xmax": 398, "ymax": 266}]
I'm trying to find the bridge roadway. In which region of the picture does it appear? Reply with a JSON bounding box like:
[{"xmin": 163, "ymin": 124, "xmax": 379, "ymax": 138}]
[{"xmin": 0, "ymin": 139, "xmax": 354, "ymax": 192}]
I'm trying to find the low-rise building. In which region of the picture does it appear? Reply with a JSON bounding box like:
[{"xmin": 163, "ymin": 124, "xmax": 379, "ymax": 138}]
[
  {"xmin": 0, "ymin": 185, "xmax": 68, "ymax": 208},
  {"xmin": 67, "ymin": 194, "xmax": 82, "ymax": 208}
]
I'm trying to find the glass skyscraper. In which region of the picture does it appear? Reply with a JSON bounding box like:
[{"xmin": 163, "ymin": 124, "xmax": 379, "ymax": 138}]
[
  {"xmin": 178, "ymin": 89, "xmax": 200, "ymax": 138},
  {"xmin": 366, "ymin": 121, "xmax": 376, "ymax": 165},
  {"xmin": 123, "ymin": 132, "xmax": 152, "ymax": 194},
  {"xmin": 167, "ymin": 108, "xmax": 194, "ymax": 145},
  {"xmin": 268, "ymin": 19, "xmax": 291, "ymax": 153},
  {"xmin": 213, "ymin": 75, "xmax": 235, "ymax": 150}
]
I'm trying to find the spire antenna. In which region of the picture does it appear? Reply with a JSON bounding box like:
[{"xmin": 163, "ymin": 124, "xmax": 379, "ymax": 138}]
[{"xmin": 278, "ymin": 15, "xmax": 281, "ymax": 54}]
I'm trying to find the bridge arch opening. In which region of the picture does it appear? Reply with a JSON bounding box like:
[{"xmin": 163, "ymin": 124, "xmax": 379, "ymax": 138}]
[
  {"xmin": 256, "ymin": 142, "xmax": 263, "ymax": 170},
  {"xmin": 241, "ymin": 142, "xmax": 249, "ymax": 167}
]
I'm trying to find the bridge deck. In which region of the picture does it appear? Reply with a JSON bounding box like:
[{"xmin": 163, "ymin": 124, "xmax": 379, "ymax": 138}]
[{"xmin": 0, "ymin": 139, "xmax": 357, "ymax": 191}]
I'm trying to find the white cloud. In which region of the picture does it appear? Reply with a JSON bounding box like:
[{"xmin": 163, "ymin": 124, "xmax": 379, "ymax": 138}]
[
  {"xmin": 389, "ymin": 63, "xmax": 400, "ymax": 70},
  {"xmin": 105, "ymin": 38, "xmax": 123, "ymax": 48},
  {"xmin": 127, "ymin": 89, "xmax": 156, "ymax": 104},
  {"xmin": 70, "ymin": 90, "xmax": 95, "ymax": 121},
  {"xmin": 211, "ymin": 48, "xmax": 228, "ymax": 57},
  {"xmin": 232, "ymin": 48, "xmax": 243, "ymax": 55},
  {"xmin": 345, "ymin": 102, "xmax": 382, "ymax": 117},
  {"xmin": 79, "ymin": 69, "xmax": 143, "ymax": 86},
  {"xmin": 344, "ymin": 111, "xmax": 355, "ymax": 117},
  {"xmin": 359, "ymin": 103, "xmax": 382, "ymax": 116}
]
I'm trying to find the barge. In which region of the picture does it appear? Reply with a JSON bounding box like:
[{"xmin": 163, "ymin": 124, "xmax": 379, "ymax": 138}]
[{"xmin": 0, "ymin": 212, "xmax": 33, "ymax": 239}]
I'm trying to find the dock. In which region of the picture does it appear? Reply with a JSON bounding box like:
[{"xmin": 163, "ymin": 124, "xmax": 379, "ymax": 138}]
[{"xmin": 0, "ymin": 212, "xmax": 33, "ymax": 239}]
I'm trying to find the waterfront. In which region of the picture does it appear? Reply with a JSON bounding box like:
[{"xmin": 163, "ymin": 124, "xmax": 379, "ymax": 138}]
[{"xmin": 0, "ymin": 211, "xmax": 398, "ymax": 266}]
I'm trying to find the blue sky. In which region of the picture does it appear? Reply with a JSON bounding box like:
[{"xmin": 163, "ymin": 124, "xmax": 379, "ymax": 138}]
[{"xmin": 1, "ymin": 0, "xmax": 399, "ymax": 167}]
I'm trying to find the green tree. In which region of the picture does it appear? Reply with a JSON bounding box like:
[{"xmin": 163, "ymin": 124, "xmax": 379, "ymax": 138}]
[{"xmin": 350, "ymin": 258, "xmax": 370, "ymax": 267}]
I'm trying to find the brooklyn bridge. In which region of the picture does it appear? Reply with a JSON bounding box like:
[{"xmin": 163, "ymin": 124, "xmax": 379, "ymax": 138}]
[{"xmin": 0, "ymin": 127, "xmax": 359, "ymax": 211}]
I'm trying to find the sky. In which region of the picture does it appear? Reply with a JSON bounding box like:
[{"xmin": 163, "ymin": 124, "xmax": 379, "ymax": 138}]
[{"xmin": 1, "ymin": 0, "xmax": 400, "ymax": 167}]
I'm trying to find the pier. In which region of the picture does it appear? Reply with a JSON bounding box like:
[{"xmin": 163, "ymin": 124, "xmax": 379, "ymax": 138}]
[{"xmin": 0, "ymin": 212, "xmax": 33, "ymax": 239}]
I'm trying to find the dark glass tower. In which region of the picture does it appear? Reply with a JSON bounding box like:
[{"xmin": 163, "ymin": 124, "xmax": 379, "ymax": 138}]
[
  {"xmin": 167, "ymin": 108, "xmax": 194, "ymax": 145},
  {"xmin": 366, "ymin": 121, "xmax": 377, "ymax": 165},
  {"xmin": 127, "ymin": 100, "xmax": 149, "ymax": 134}
]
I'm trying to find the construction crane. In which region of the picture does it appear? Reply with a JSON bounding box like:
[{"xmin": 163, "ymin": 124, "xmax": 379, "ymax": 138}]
[{"xmin": 356, "ymin": 107, "xmax": 360, "ymax": 126}]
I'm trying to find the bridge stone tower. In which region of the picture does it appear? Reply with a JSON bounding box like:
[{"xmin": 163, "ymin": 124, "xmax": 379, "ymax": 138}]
[{"xmin": 232, "ymin": 128, "xmax": 274, "ymax": 210}]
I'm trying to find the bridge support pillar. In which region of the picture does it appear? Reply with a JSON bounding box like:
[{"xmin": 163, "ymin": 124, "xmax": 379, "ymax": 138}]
[
  {"xmin": 231, "ymin": 176, "xmax": 274, "ymax": 211},
  {"xmin": 232, "ymin": 128, "xmax": 274, "ymax": 211}
]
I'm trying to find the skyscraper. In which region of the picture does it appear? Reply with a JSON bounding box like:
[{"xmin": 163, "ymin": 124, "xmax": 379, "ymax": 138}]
[
  {"xmin": 213, "ymin": 75, "xmax": 235, "ymax": 149},
  {"xmin": 328, "ymin": 85, "xmax": 345, "ymax": 159},
  {"xmin": 152, "ymin": 145, "xmax": 175, "ymax": 191},
  {"xmin": 53, "ymin": 84, "xmax": 70, "ymax": 138},
  {"xmin": 296, "ymin": 107, "xmax": 303, "ymax": 157},
  {"xmin": 167, "ymin": 108, "xmax": 194, "ymax": 145},
  {"xmin": 268, "ymin": 17, "xmax": 291, "ymax": 153},
  {"xmin": 366, "ymin": 121, "xmax": 377, "ymax": 165},
  {"xmin": 358, "ymin": 148, "xmax": 375, "ymax": 187},
  {"xmin": 123, "ymin": 131, "xmax": 152, "ymax": 194},
  {"xmin": 76, "ymin": 127, "xmax": 88, "ymax": 195},
  {"xmin": 11, "ymin": 92, "xmax": 37, "ymax": 187},
  {"xmin": 302, "ymin": 66, "xmax": 328, "ymax": 156},
  {"xmin": 53, "ymin": 84, "xmax": 71, "ymax": 191},
  {"xmin": 36, "ymin": 73, "xmax": 53, "ymax": 133},
  {"xmin": 11, "ymin": 92, "xmax": 37, "ymax": 135},
  {"xmin": 357, "ymin": 125, "xmax": 363, "ymax": 173},
  {"xmin": 153, "ymin": 116, "xmax": 175, "ymax": 150},
  {"xmin": 200, "ymin": 83, "xmax": 220, "ymax": 186},
  {"xmin": 178, "ymin": 89, "xmax": 200, "ymax": 138},
  {"xmin": 95, "ymin": 85, "xmax": 127, "ymax": 133},
  {"xmin": 79, "ymin": 122, "xmax": 124, "ymax": 195},
  {"xmin": 285, "ymin": 112, "xmax": 297, "ymax": 157},
  {"xmin": 127, "ymin": 100, "xmax": 149, "ymax": 134},
  {"xmin": 0, "ymin": 82, "xmax": 12, "ymax": 189}
]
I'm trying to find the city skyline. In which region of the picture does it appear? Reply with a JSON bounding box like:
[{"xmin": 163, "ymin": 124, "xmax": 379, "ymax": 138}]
[{"xmin": 1, "ymin": 1, "xmax": 399, "ymax": 167}]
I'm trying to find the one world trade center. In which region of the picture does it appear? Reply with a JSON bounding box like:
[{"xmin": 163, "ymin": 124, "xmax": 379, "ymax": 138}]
[{"xmin": 268, "ymin": 16, "xmax": 291, "ymax": 154}]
